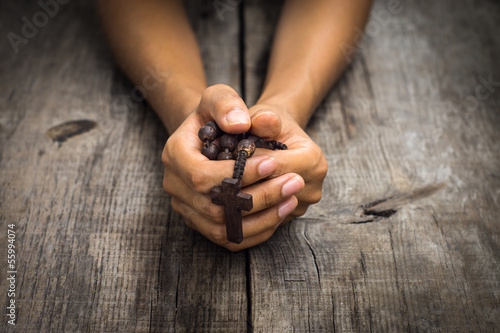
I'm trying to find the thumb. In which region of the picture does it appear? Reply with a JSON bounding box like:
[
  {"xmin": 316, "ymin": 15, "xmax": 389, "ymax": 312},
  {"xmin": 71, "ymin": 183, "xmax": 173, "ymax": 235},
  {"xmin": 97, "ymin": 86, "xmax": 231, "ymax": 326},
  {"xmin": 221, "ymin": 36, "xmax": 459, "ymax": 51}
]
[
  {"xmin": 198, "ymin": 84, "xmax": 251, "ymax": 134},
  {"xmin": 249, "ymin": 108, "xmax": 282, "ymax": 139}
]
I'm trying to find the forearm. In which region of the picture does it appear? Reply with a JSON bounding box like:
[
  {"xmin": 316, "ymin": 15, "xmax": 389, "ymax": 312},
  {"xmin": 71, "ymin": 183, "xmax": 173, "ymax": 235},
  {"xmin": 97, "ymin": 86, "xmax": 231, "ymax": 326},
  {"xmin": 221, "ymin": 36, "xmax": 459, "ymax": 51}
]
[
  {"xmin": 97, "ymin": 0, "xmax": 206, "ymax": 133},
  {"xmin": 257, "ymin": 0, "xmax": 372, "ymax": 128}
]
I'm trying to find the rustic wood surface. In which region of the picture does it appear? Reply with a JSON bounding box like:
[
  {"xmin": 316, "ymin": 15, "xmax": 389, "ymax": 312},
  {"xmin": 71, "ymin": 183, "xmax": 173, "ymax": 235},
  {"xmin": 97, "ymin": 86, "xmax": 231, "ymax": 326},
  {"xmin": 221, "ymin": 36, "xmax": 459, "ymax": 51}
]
[{"xmin": 1, "ymin": 0, "xmax": 499, "ymax": 332}]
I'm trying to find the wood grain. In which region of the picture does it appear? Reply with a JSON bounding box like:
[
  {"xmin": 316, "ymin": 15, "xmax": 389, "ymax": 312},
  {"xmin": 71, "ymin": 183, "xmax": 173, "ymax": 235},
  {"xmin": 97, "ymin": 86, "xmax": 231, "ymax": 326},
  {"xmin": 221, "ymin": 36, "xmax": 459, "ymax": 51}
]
[
  {"xmin": 0, "ymin": 0, "xmax": 499, "ymax": 332},
  {"xmin": 244, "ymin": 0, "xmax": 500, "ymax": 331},
  {"xmin": 0, "ymin": 0, "xmax": 246, "ymax": 332}
]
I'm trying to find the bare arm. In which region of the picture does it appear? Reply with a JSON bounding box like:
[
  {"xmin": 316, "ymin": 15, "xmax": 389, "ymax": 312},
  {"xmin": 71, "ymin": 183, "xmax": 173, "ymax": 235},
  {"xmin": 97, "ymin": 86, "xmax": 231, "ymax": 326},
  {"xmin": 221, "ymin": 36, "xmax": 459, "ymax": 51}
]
[
  {"xmin": 97, "ymin": 0, "xmax": 372, "ymax": 251},
  {"xmin": 255, "ymin": 0, "xmax": 372, "ymax": 127},
  {"xmin": 97, "ymin": 0, "xmax": 206, "ymax": 133},
  {"xmin": 244, "ymin": 0, "xmax": 372, "ymax": 228}
]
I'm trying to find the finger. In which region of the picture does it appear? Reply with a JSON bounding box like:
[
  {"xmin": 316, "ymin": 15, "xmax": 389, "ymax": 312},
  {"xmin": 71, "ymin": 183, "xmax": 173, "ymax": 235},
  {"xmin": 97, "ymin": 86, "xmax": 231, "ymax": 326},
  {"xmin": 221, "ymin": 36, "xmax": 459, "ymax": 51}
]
[
  {"xmin": 294, "ymin": 184, "xmax": 324, "ymax": 206},
  {"xmin": 241, "ymin": 173, "xmax": 305, "ymax": 216},
  {"xmin": 257, "ymin": 145, "xmax": 327, "ymax": 181},
  {"xmin": 169, "ymin": 146, "xmax": 279, "ymax": 193},
  {"xmin": 230, "ymin": 196, "xmax": 298, "ymax": 251},
  {"xmin": 164, "ymin": 169, "xmax": 224, "ymax": 223},
  {"xmin": 165, "ymin": 167, "xmax": 304, "ymax": 223},
  {"xmin": 166, "ymin": 169, "xmax": 306, "ymax": 224},
  {"xmin": 249, "ymin": 109, "xmax": 282, "ymax": 139},
  {"xmin": 173, "ymin": 196, "xmax": 298, "ymax": 246},
  {"xmin": 279, "ymin": 202, "xmax": 310, "ymax": 226},
  {"xmin": 198, "ymin": 84, "xmax": 251, "ymax": 134}
]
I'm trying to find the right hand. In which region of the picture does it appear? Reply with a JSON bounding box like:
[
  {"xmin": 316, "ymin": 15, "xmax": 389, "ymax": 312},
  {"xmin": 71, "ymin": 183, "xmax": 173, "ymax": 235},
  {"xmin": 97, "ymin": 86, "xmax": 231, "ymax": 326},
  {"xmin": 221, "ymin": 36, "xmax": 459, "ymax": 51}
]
[{"xmin": 161, "ymin": 84, "xmax": 304, "ymax": 251}]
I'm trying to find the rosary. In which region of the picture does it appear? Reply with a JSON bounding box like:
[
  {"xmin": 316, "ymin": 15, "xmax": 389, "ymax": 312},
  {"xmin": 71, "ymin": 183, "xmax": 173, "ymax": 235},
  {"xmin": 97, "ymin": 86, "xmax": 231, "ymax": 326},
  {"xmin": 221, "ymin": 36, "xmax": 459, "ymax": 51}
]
[{"xmin": 198, "ymin": 121, "xmax": 287, "ymax": 244}]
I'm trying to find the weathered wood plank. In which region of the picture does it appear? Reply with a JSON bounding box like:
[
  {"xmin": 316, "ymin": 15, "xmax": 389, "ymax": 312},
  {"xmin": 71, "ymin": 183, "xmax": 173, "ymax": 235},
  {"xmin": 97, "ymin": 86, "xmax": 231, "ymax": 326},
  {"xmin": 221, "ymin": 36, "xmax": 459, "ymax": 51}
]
[
  {"xmin": 151, "ymin": 1, "xmax": 247, "ymax": 332},
  {"xmin": 1, "ymin": 0, "xmax": 499, "ymax": 331},
  {"xmin": 0, "ymin": 0, "xmax": 246, "ymax": 332},
  {"xmin": 244, "ymin": 0, "xmax": 500, "ymax": 331}
]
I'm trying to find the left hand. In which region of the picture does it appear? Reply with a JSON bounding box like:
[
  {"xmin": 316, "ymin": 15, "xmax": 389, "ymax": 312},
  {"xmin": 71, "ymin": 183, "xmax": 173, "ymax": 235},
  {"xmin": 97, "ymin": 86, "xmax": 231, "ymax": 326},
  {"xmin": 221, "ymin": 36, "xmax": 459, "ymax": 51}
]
[{"xmin": 247, "ymin": 102, "xmax": 328, "ymax": 225}]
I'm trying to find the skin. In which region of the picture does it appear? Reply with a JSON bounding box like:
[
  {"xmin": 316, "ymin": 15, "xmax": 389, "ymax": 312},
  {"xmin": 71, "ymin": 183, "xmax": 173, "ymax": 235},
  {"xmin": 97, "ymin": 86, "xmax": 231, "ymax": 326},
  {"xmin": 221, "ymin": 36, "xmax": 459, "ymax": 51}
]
[{"xmin": 97, "ymin": 0, "xmax": 372, "ymax": 251}]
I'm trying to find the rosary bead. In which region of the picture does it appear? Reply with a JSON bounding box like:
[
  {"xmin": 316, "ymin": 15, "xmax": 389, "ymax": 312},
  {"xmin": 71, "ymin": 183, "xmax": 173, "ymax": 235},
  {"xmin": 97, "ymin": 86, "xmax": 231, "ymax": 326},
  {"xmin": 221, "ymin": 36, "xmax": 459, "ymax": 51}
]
[
  {"xmin": 236, "ymin": 139, "xmax": 256, "ymax": 157},
  {"xmin": 236, "ymin": 132, "xmax": 250, "ymax": 141},
  {"xmin": 218, "ymin": 150, "xmax": 234, "ymax": 160},
  {"xmin": 248, "ymin": 135, "xmax": 265, "ymax": 148},
  {"xmin": 198, "ymin": 125, "xmax": 217, "ymax": 142},
  {"xmin": 206, "ymin": 121, "xmax": 223, "ymax": 137},
  {"xmin": 201, "ymin": 143, "xmax": 220, "ymax": 160},
  {"xmin": 267, "ymin": 140, "xmax": 287, "ymax": 150},
  {"xmin": 247, "ymin": 135, "xmax": 259, "ymax": 143},
  {"xmin": 220, "ymin": 134, "xmax": 238, "ymax": 151},
  {"xmin": 274, "ymin": 141, "xmax": 287, "ymax": 150}
]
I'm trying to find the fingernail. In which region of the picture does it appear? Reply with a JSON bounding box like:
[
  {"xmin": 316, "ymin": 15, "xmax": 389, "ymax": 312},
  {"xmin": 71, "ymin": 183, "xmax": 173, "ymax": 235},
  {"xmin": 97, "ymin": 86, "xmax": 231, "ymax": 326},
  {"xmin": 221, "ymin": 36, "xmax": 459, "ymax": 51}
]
[
  {"xmin": 282, "ymin": 176, "xmax": 304, "ymax": 197},
  {"xmin": 278, "ymin": 197, "xmax": 297, "ymax": 219},
  {"xmin": 225, "ymin": 108, "xmax": 250, "ymax": 125},
  {"xmin": 258, "ymin": 158, "xmax": 277, "ymax": 177},
  {"xmin": 254, "ymin": 110, "xmax": 278, "ymax": 120}
]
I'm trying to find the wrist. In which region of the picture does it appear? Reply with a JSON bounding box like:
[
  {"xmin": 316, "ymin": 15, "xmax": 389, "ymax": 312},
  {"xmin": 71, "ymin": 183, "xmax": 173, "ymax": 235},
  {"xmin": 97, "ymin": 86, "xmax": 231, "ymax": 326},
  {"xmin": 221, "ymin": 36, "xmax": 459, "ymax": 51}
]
[{"xmin": 156, "ymin": 81, "xmax": 204, "ymax": 133}]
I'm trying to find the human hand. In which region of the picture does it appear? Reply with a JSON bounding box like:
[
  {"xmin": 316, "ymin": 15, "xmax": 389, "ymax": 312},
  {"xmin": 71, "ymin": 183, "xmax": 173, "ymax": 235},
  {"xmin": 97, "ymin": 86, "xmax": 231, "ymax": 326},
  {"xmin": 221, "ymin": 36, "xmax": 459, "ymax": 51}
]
[
  {"xmin": 162, "ymin": 84, "xmax": 308, "ymax": 251},
  {"xmin": 247, "ymin": 102, "xmax": 328, "ymax": 226}
]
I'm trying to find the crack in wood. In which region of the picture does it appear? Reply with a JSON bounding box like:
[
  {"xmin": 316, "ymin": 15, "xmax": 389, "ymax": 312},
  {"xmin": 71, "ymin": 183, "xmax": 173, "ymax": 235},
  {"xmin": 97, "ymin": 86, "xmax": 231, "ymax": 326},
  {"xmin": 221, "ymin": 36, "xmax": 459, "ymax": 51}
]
[
  {"xmin": 349, "ymin": 219, "xmax": 376, "ymax": 224},
  {"xmin": 304, "ymin": 229, "xmax": 321, "ymax": 284},
  {"xmin": 360, "ymin": 183, "xmax": 447, "ymax": 219},
  {"xmin": 245, "ymin": 249, "xmax": 253, "ymax": 332},
  {"xmin": 331, "ymin": 290, "xmax": 337, "ymax": 333},
  {"xmin": 364, "ymin": 208, "xmax": 397, "ymax": 218}
]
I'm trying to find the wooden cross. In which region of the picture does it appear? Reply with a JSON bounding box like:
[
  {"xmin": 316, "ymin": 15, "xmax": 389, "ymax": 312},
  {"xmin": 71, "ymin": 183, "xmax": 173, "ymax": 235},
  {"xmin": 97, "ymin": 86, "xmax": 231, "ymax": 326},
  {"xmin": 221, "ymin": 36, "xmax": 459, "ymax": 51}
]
[{"xmin": 210, "ymin": 177, "xmax": 253, "ymax": 244}]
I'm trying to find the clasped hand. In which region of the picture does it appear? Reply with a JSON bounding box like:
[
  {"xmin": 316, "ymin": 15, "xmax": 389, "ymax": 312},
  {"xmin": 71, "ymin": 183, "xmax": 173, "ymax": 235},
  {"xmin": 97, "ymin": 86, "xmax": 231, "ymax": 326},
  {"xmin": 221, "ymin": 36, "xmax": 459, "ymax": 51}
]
[{"xmin": 162, "ymin": 84, "xmax": 327, "ymax": 251}]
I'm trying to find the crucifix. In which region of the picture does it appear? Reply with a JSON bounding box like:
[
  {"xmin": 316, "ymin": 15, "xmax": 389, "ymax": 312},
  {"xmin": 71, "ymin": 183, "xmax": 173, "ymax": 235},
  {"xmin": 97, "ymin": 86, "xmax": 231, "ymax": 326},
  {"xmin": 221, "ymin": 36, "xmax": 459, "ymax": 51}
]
[
  {"xmin": 198, "ymin": 121, "xmax": 287, "ymax": 244},
  {"xmin": 211, "ymin": 178, "xmax": 252, "ymax": 244}
]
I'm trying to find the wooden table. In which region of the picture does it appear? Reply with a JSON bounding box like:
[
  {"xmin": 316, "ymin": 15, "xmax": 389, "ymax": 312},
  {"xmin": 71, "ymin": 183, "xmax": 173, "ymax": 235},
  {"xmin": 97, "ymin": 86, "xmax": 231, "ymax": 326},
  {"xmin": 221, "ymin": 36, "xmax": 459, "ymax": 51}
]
[{"xmin": 1, "ymin": 0, "xmax": 499, "ymax": 331}]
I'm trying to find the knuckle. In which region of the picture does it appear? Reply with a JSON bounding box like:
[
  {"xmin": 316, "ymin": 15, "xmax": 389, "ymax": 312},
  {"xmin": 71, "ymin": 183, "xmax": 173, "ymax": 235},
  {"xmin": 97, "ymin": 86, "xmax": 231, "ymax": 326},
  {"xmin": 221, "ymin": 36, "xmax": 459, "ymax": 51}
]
[
  {"xmin": 210, "ymin": 83, "xmax": 231, "ymax": 91},
  {"xmin": 209, "ymin": 226, "xmax": 227, "ymax": 245},
  {"xmin": 162, "ymin": 137, "xmax": 178, "ymax": 166},
  {"xmin": 292, "ymin": 206, "xmax": 308, "ymax": 218},
  {"xmin": 161, "ymin": 151, "xmax": 168, "ymax": 166},
  {"xmin": 202, "ymin": 85, "xmax": 216, "ymax": 100},
  {"xmin": 309, "ymin": 189, "xmax": 323, "ymax": 204},
  {"xmin": 194, "ymin": 195, "xmax": 223, "ymax": 223},
  {"xmin": 261, "ymin": 189, "xmax": 275, "ymax": 208},
  {"xmin": 207, "ymin": 205, "xmax": 224, "ymax": 223},
  {"xmin": 188, "ymin": 170, "xmax": 208, "ymax": 193},
  {"xmin": 316, "ymin": 155, "xmax": 328, "ymax": 180},
  {"xmin": 205, "ymin": 84, "xmax": 225, "ymax": 94},
  {"xmin": 161, "ymin": 145, "xmax": 171, "ymax": 166},
  {"xmin": 214, "ymin": 92, "xmax": 241, "ymax": 112},
  {"xmin": 203, "ymin": 84, "xmax": 232, "ymax": 102}
]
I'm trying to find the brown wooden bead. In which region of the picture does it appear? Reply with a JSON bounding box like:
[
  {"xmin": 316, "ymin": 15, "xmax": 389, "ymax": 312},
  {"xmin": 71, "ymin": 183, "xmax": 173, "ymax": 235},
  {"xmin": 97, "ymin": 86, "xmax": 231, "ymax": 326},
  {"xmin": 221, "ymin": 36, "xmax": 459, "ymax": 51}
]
[
  {"xmin": 218, "ymin": 150, "xmax": 234, "ymax": 160},
  {"xmin": 198, "ymin": 125, "xmax": 217, "ymax": 142},
  {"xmin": 236, "ymin": 132, "xmax": 250, "ymax": 142},
  {"xmin": 248, "ymin": 135, "xmax": 265, "ymax": 148},
  {"xmin": 220, "ymin": 134, "xmax": 238, "ymax": 151},
  {"xmin": 201, "ymin": 143, "xmax": 220, "ymax": 160},
  {"xmin": 236, "ymin": 139, "xmax": 256, "ymax": 157},
  {"xmin": 206, "ymin": 121, "xmax": 223, "ymax": 137}
]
